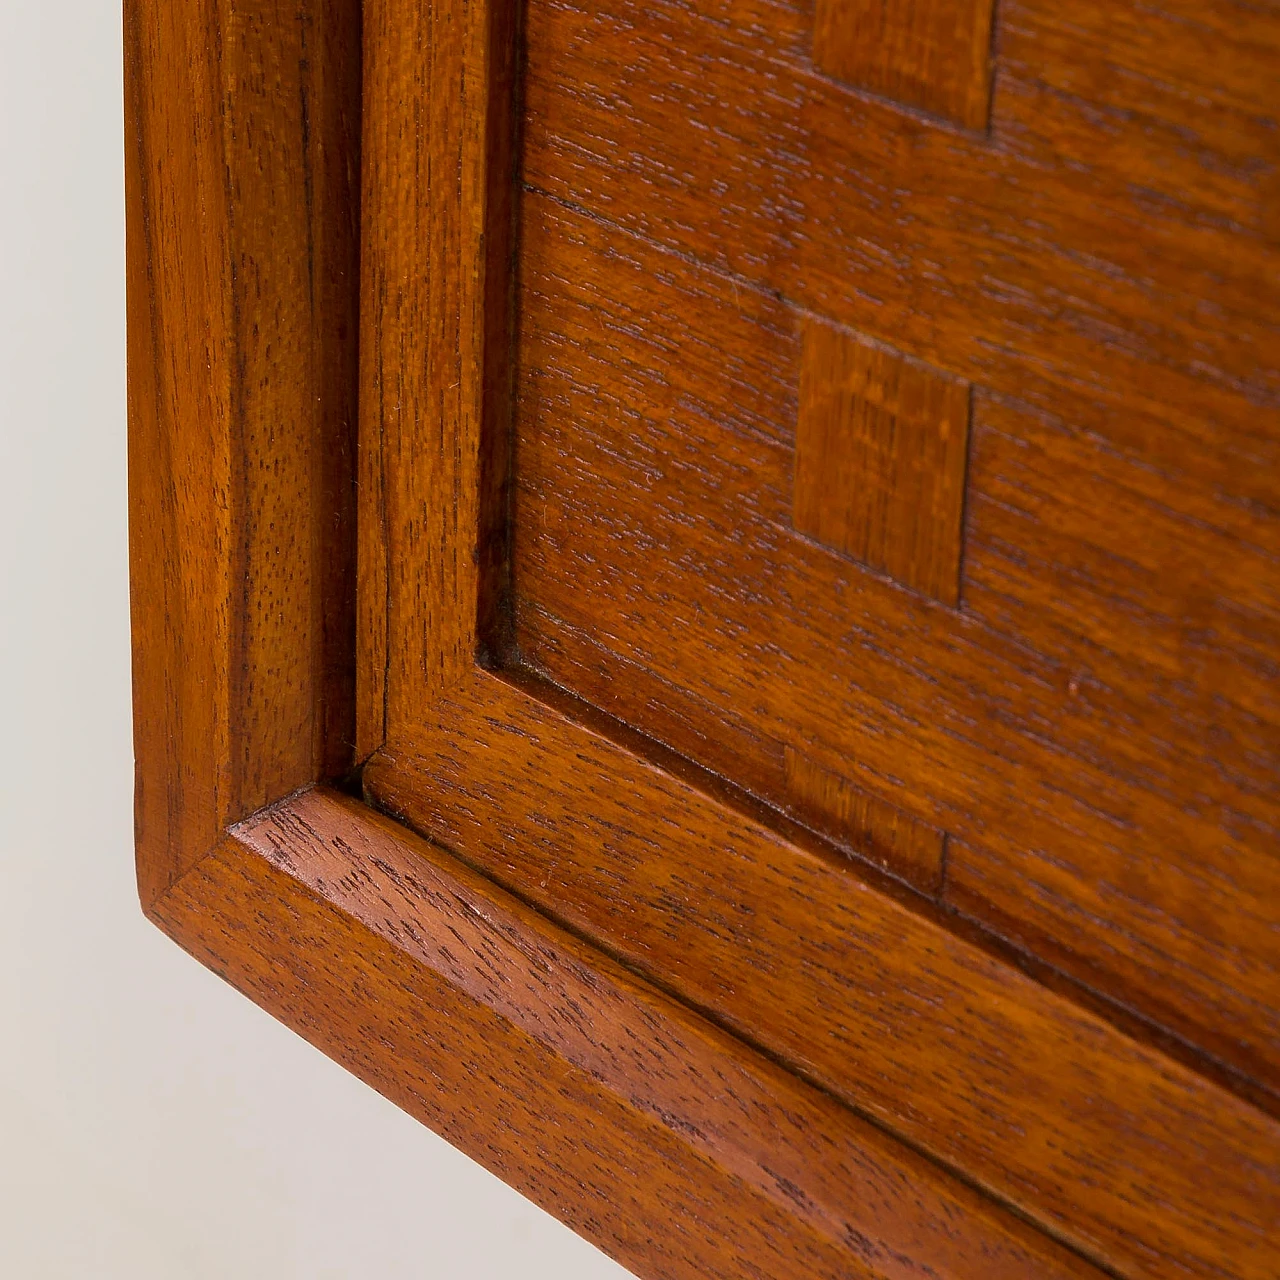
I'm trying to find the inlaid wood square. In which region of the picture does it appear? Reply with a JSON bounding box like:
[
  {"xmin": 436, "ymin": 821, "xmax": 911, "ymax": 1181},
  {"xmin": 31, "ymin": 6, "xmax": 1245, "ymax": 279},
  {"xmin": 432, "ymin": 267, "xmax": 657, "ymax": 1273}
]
[
  {"xmin": 784, "ymin": 746, "xmax": 945, "ymax": 894},
  {"xmin": 812, "ymin": 0, "xmax": 996, "ymax": 130},
  {"xmin": 793, "ymin": 317, "xmax": 971, "ymax": 605}
]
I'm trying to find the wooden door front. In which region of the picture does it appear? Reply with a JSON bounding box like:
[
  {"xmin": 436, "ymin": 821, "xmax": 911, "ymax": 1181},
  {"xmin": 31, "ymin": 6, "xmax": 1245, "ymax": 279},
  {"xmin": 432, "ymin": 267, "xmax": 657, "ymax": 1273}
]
[
  {"xmin": 357, "ymin": 0, "xmax": 1280, "ymax": 1274},
  {"xmin": 128, "ymin": 0, "xmax": 1280, "ymax": 1275}
]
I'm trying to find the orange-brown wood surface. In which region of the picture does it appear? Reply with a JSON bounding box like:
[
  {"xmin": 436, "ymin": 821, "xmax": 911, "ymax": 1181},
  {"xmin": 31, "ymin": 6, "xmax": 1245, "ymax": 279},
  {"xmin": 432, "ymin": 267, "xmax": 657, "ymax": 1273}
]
[
  {"xmin": 129, "ymin": 0, "xmax": 1280, "ymax": 1276},
  {"xmin": 125, "ymin": 0, "xmax": 360, "ymax": 902},
  {"xmin": 507, "ymin": 0, "xmax": 1280, "ymax": 1087},
  {"xmin": 365, "ymin": 674, "xmax": 1280, "ymax": 1280},
  {"xmin": 783, "ymin": 745, "xmax": 946, "ymax": 893},
  {"xmin": 793, "ymin": 318, "xmax": 971, "ymax": 605},
  {"xmin": 159, "ymin": 785, "xmax": 1102, "ymax": 1280},
  {"xmin": 356, "ymin": 0, "xmax": 521, "ymax": 756},
  {"xmin": 508, "ymin": 192, "xmax": 1280, "ymax": 1095},
  {"xmin": 811, "ymin": 0, "xmax": 996, "ymax": 129}
]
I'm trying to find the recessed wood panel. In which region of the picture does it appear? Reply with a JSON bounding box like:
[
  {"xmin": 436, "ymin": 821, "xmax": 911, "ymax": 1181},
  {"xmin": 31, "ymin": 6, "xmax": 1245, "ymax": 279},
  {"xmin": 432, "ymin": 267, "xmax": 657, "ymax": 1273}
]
[
  {"xmin": 811, "ymin": 0, "xmax": 996, "ymax": 129},
  {"xmin": 509, "ymin": 192, "xmax": 1280, "ymax": 1091},
  {"xmin": 793, "ymin": 318, "xmax": 970, "ymax": 605}
]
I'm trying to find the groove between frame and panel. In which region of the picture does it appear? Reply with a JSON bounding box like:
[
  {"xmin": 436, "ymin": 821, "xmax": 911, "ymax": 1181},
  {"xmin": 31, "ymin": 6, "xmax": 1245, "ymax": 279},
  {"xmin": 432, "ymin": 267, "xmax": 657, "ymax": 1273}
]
[
  {"xmin": 363, "ymin": 669, "xmax": 1280, "ymax": 1280},
  {"xmin": 147, "ymin": 785, "xmax": 1107, "ymax": 1280}
]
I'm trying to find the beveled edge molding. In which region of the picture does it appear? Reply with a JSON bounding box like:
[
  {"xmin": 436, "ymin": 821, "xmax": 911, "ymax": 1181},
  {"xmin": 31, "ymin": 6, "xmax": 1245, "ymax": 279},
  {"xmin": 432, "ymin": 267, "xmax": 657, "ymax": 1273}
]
[{"xmin": 145, "ymin": 785, "xmax": 1104, "ymax": 1280}]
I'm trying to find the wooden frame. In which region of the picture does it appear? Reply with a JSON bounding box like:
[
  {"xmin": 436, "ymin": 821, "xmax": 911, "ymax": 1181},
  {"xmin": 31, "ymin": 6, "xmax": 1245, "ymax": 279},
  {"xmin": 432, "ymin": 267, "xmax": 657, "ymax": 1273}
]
[{"xmin": 126, "ymin": 2, "xmax": 1280, "ymax": 1278}]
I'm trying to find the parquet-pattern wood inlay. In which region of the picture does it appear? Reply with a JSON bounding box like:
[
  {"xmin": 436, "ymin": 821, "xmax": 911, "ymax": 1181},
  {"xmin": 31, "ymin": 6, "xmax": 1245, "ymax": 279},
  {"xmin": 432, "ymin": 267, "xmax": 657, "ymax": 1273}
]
[
  {"xmin": 793, "ymin": 317, "xmax": 972, "ymax": 605},
  {"xmin": 811, "ymin": 0, "xmax": 997, "ymax": 129}
]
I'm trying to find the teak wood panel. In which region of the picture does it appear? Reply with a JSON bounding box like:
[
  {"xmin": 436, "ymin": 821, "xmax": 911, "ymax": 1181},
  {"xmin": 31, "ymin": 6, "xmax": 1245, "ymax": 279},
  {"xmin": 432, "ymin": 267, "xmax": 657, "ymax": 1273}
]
[
  {"xmin": 506, "ymin": 0, "xmax": 1280, "ymax": 1087},
  {"xmin": 509, "ymin": 193, "xmax": 1280, "ymax": 1092},
  {"xmin": 128, "ymin": 0, "xmax": 1280, "ymax": 1278}
]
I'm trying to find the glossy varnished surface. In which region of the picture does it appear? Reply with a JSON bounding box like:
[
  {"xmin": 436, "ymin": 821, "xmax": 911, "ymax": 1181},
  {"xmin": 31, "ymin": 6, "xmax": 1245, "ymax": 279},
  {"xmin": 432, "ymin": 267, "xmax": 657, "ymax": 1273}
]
[
  {"xmin": 129, "ymin": 0, "xmax": 1280, "ymax": 1275},
  {"xmin": 365, "ymin": 674, "xmax": 1280, "ymax": 1280},
  {"xmin": 509, "ymin": 55, "xmax": 1280, "ymax": 1090}
]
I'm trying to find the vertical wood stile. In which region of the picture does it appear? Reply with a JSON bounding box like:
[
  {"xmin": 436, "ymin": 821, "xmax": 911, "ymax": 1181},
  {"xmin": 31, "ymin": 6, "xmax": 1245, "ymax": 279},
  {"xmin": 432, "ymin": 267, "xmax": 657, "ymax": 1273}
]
[
  {"xmin": 359, "ymin": 0, "xmax": 521, "ymax": 749},
  {"xmin": 126, "ymin": 0, "xmax": 361, "ymax": 901}
]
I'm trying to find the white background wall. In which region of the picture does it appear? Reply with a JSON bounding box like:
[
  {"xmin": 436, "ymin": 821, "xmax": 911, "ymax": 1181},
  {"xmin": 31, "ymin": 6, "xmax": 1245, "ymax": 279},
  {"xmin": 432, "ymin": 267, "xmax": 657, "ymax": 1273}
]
[{"xmin": 0, "ymin": 6, "xmax": 631, "ymax": 1277}]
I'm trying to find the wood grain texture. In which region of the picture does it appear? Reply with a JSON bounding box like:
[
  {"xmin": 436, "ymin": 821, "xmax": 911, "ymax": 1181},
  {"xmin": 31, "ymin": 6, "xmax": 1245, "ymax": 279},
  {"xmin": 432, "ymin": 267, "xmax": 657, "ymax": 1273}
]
[
  {"xmin": 520, "ymin": 0, "xmax": 1280, "ymax": 515},
  {"xmin": 126, "ymin": 0, "xmax": 361, "ymax": 901},
  {"xmin": 356, "ymin": 0, "xmax": 519, "ymax": 756},
  {"xmin": 508, "ymin": 193, "xmax": 1280, "ymax": 1092},
  {"xmin": 811, "ymin": 0, "xmax": 996, "ymax": 129},
  {"xmin": 130, "ymin": 0, "xmax": 1280, "ymax": 1275},
  {"xmin": 364, "ymin": 670, "xmax": 1280, "ymax": 1280},
  {"xmin": 793, "ymin": 318, "xmax": 970, "ymax": 604},
  {"xmin": 997, "ymin": 0, "xmax": 1280, "ymax": 240},
  {"xmin": 784, "ymin": 746, "xmax": 945, "ymax": 893},
  {"xmin": 148, "ymin": 785, "xmax": 1105, "ymax": 1280}
]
